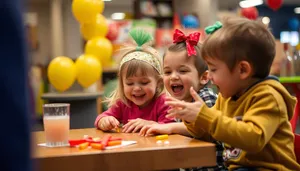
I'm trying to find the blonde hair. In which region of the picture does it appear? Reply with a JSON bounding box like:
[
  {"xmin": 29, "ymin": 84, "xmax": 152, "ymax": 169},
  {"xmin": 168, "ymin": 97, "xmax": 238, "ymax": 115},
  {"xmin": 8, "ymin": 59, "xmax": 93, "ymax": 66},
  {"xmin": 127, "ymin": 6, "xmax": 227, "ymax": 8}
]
[
  {"xmin": 202, "ymin": 17, "xmax": 276, "ymax": 78},
  {"xmin": 105, "ymin": 30, "xmax": 164, "ymax": 108}
]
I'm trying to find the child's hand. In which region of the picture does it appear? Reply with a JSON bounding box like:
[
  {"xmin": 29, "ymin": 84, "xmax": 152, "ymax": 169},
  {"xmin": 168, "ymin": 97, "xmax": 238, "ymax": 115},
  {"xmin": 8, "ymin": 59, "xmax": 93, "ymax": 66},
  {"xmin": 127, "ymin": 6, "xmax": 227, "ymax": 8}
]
[
  {"xmin": 98, "ymin": 116, "xmax": 120, "ymax": 131},
  {"xmin": 139, "ymin": 124, "xmax": 172, "ymax": 136},
  {"xmin": 122, "ymin": 118, "xmax": 156, "ymax": 133},
  {"xmin": 165, "ymin": 87, "xmax": 204, "ymax": 123}
]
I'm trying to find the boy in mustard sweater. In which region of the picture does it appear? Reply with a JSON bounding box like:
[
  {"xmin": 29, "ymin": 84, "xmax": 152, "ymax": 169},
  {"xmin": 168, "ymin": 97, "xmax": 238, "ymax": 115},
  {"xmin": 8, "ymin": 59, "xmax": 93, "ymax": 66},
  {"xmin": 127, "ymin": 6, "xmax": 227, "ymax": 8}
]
[{"xmin": 165, "ymin": 17, "xmax": 300, "ymax": 170}]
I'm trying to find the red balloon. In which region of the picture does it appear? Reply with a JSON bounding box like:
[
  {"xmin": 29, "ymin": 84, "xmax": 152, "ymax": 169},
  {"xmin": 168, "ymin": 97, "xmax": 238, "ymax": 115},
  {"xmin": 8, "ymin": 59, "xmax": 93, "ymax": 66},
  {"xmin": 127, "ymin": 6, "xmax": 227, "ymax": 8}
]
[
  {"xmin": 106, "ymin": 22, "xmax": 119, "ymax": 42},
  {"xmin": 267, "ymin": 0, "xmax": 283, "ymax": 11},
  {"xmin": 241, "ymin": 7, "xmax": 259, "ymax": 20}
]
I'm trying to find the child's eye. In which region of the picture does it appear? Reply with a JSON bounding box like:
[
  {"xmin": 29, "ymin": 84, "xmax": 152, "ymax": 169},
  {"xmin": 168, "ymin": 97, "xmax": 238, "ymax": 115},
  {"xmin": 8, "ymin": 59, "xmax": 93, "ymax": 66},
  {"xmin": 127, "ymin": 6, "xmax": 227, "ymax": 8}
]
[
  {"xmin": 141, "ymin": 82, "xmax": 149, "ymax": 85},
  {"xmin": 164, "ymin": 71, "xmax": 171, "ymax": 75},
  {"xmin": 210, "ymin": 69, "xmax": 217, "ymax": 72},
  {"xmin": 179, "ymin": 70, "xmax": 188, "ymax": 73},
  {"xmin": 126, "ymin": 82, "xmax": 133, "ymax": 86}
]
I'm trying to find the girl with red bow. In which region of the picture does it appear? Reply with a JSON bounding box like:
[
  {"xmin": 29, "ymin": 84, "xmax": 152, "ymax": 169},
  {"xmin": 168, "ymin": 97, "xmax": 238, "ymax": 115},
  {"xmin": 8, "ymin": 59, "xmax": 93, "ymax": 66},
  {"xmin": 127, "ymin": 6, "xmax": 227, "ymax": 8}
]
[
  {"xmin": 140, "ymin": 29, "xmax": 224, "ymax": 170},
  {"xmin": 140, "ymin": 28, "xmax": 216, "ymax": 135}
]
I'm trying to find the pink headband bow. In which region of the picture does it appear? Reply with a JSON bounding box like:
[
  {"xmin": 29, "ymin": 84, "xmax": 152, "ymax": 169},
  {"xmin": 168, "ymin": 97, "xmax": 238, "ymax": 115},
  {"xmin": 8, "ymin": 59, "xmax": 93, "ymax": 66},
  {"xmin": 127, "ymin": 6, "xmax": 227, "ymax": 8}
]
[{"xmin": 173, "ymin": 29, "xmax": 201, "ymax": 57}]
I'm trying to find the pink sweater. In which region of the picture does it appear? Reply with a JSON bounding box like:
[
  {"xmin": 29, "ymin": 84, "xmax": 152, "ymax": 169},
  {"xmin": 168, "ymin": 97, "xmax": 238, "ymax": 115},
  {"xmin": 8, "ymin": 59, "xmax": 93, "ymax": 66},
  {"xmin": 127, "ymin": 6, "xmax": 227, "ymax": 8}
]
[{"xmin": 94, "ymin": 94, "xmax": 174, "ymax": 127}]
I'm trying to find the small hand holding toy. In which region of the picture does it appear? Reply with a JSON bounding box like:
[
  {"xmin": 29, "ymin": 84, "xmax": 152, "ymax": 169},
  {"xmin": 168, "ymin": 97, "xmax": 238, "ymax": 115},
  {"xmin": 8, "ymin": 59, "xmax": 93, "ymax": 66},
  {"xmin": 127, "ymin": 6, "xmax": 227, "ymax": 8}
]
[
  {"xmin": 122, "ymin": 118, "xmax": 156, "ymax": 133},
  {"xmin": 99, "ymin": 116, "xmax": 120, "ymax": 131}
]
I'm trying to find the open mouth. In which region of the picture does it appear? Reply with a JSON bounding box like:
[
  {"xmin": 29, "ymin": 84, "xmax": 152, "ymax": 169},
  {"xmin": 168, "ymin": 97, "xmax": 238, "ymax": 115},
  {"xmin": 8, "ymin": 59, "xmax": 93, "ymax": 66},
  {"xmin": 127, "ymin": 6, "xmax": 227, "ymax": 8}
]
[
  {"xmin": 133, "ymin": 94, "xmax": 146, "ymax": 99},
  {"xmin": 171, "ymin": 84, "xmax": 184, "ymax": 94}
]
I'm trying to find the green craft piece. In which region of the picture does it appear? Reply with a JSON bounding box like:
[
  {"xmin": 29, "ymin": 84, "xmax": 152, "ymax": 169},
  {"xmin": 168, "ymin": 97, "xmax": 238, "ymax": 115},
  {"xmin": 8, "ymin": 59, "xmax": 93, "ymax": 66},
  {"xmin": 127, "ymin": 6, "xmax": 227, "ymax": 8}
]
[
  {"xmin": 129, "ymin": 29, "xmax": 153, "ymax": 47},
  {"xmin": 205, "ymin": 21, "xmax": 223, "ymax": 35},
  {"xmin": 136, "ymin": 46, "xmax": 142, "ymax": 51},
  {"xmin": 279, "ymin": 76, "xmax": 300, "ymax": 83}
]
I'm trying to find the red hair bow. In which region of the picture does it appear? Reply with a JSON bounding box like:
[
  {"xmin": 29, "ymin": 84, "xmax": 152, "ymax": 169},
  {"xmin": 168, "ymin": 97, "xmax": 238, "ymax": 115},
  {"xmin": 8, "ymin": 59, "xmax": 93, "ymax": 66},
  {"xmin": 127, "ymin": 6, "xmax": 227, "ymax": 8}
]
[{"xmin": 173, "ymin": 29, "xmax": 201, "ymax": 57}]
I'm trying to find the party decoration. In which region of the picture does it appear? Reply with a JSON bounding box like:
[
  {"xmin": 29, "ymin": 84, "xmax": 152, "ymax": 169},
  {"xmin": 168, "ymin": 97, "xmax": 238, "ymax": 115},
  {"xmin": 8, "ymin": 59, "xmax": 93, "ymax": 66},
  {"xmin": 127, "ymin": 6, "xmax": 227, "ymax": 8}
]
[
  {"xmin": 173, "ymin": 29, "xmax": 200, "ymax": 57},
  {"xmin": 288, "ymin": 17, "xmax": 300, "ymax": 31},
  {"xmin": 81, "ymin": 14, "xmax": 108, "ymax": 40},
  {"xmin": 266, "ymin": 0, "xmax": 283, "ymax": 11},
  {"xmin": 106, "ymin": 22, "xmax": 119, "ymax": 41},
  {"xmin": 182, "ymin": 15, "xmax": 200, "ymax": 28},
  {"xmin": 72, "ymin": 0, "xmax": 104, "ymax": 23},
  {"xmin": 241, "ymin": 7, "xmax": 259, "ymax": 20},
  {"xmin": 85, "ymin": 37, "xmax": 113, "ymax": 67},
  {"xmin": 47, "ymin": 56, "xmax": 76, "ymax": 92},
  {"xmin": 129, "ymin": 29, "xmax": 153, "ymax": 47},
  {"xmin": 173, "ymin": 13, "xmax": 181, "ymax": 29},
  {"xmin": 75, "ymin": 54, "xmax": 102, "ymax": 88},
  {"xmin": 205, "ymin": 21, "xmax": 222, "ymax": 34},
  {"xmin": 296, "ymin": 44, "xmax": 300, "ymax": 51}
]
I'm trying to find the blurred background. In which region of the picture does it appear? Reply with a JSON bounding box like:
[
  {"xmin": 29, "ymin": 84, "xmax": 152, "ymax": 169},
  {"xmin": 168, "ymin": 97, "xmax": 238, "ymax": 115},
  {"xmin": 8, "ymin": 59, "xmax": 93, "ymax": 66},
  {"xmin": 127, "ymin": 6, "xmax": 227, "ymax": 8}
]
[{"xmin": 25, "ymin": 0, "xmax": 300, "ymax": 128}]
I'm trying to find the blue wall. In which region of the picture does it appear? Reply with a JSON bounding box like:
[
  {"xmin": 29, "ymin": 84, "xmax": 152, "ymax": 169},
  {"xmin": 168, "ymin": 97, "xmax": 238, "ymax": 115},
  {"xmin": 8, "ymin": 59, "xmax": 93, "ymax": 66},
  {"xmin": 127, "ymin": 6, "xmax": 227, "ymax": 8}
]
[{"xmin": 257, "ymin": 5, "xmax": 300, "ymax": 39}]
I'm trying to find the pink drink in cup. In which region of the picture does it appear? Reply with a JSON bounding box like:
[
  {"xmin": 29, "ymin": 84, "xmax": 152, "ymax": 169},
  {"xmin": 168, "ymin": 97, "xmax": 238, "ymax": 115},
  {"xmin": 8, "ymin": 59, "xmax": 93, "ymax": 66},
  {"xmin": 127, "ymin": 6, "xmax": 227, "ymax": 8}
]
[{"xmin": 43, "ymin": 103, "xmax": 70, "ymax": 147}]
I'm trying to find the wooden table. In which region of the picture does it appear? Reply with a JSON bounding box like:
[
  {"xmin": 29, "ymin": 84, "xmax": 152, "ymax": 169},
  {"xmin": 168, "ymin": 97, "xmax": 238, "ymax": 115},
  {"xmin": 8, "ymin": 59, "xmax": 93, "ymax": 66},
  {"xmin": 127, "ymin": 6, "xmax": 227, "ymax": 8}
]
[{"xmin": 33, "ymin": 128, "xmax": 216, "ymax": 171}]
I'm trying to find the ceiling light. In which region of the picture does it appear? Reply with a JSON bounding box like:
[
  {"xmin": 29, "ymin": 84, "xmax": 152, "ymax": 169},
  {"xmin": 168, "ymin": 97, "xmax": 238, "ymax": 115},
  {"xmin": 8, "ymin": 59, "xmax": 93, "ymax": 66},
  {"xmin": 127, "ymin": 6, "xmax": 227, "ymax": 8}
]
[
  {"xmin": 262, "ymin": 17, "xmax": 270, "ymax": 25},
  {"xmin": 111, "ymin": 13, "xmax": 125, "ymax": 20},
  {"xmin": 239, "ymin": 0, "xmax": 263, "ymax": 8},
  {"xmin": 295, "ymin": 7, "xmax": 300, "ymax": 14}
]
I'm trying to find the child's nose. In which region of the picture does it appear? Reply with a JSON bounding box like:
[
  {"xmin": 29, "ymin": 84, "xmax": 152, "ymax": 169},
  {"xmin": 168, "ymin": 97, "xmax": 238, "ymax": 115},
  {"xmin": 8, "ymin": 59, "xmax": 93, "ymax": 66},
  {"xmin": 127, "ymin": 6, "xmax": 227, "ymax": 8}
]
[
  {"xmin": 170, "ymin": 73, "xmax": 179, "ymax": 80},
  {"xmin": 207, "ymin": 72, "xmax": 213, "ymax": 80},
  {"xmin": 133, "ymin": 85, "xmax": 142, "ymax": 91}
]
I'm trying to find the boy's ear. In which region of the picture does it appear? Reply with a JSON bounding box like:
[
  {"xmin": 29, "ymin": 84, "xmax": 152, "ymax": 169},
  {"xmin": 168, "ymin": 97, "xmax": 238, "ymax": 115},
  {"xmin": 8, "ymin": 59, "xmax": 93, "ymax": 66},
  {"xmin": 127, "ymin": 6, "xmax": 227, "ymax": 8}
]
[
  {"xmin": 238, "ymin": 61, "xmax": 252, "ymax": 79},
  {"xmin": 199, "ymin": 70, "xmax": 209, "ymax": 85}
]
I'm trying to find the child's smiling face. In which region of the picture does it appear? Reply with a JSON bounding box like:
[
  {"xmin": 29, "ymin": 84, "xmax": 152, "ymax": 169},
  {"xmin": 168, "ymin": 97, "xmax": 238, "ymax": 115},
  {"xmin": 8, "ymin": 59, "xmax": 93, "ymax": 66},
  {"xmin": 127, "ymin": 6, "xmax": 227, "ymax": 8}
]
[
  {"xmin": 163, "ymin": 50, "xmax": 202, "ymax": 102},
  {"xmin": 206, "ymin": 57, "xmax": 245, "ymax": 99},
  {"xmin": 122, "ymin": 67, "xmax": 158, "ymax": 108}
]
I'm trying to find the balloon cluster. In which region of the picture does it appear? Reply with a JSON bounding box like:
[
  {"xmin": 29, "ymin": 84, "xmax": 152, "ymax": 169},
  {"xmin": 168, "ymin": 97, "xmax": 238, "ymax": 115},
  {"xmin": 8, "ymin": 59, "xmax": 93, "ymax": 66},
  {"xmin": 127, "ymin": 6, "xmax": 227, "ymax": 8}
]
[
  {"xmin": 48, "ymin": 0, "xmax": 112, "ymax": 92},
  {"xmin": 288, "ymin": 17, "xmax": 300, "ymax": 31},
  {"xmin": 239, "ymin": 6, "xmax": 259, "ymax": 20},
  {"xmin": 266, "ymin": 0, "xmax": 283, "ymax": 11},
  {"xmin": 239, "ymin": 0, "xmax": 283, "ymax": 20},
  {"xmin": 73, "ymin": 0, "xmax": 113, "ymax": 67},
  {"xmin": 240, "ymin": 7, "xmax": 259, "ymax": 20},
  {"xmin": 182, "ymin": 15, "xmax": 200, "ymax": 28}
]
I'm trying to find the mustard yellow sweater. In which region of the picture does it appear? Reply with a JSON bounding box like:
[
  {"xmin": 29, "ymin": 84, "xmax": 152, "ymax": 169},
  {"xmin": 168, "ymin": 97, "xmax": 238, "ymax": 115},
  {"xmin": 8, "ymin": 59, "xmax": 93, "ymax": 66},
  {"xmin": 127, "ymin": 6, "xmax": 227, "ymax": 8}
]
[{"xmin": 185, "ymin": 79, "xmax": 300, "ymax": 170}]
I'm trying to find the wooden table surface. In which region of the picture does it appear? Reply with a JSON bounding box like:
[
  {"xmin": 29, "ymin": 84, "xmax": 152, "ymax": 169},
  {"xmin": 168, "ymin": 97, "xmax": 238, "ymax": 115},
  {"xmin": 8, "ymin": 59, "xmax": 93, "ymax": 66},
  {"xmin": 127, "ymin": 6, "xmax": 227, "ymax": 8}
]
[{"xmin": 33, "ymin": 128, "xmax": 216, "ymax": 171}]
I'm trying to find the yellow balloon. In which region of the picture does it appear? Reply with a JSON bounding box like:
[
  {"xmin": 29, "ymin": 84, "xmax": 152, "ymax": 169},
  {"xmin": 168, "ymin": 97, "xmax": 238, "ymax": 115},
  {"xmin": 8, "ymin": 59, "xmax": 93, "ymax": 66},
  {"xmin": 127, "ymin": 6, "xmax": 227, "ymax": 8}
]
[
  {"xmin": 84, "ymin": 37, "xmax": 113, "ymax": 67},
  {"xmin": 72, "ymin": 0, "xmax": 104, "ymax": 23},
  {"xmin": 296, "ymin": 43, "xmax": 300, "ymax": 51},
  {"xmin": 75, "ymin": 54, "xmax": 102, "ymax": 88},
  {"xmin": 81, "ymin": 14, "xmax": 108, "ymax": 40},
  {"xmin": 48, "ymin": 56, "xmax": 76, "ymax": 92}
]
